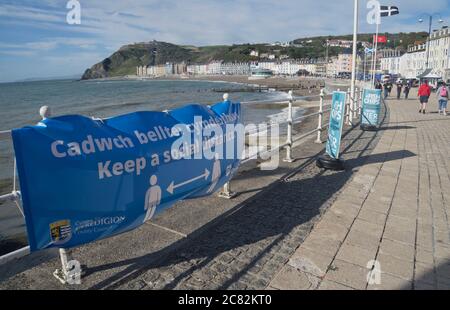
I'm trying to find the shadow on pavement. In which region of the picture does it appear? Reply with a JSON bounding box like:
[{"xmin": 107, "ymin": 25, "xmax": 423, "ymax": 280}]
[
  {"xmin": 346, "ymin": 150, "xmax": 416, "ymax": 168},
  {"xmin": 378, "ymin": 126, "xmax": 416, "ymax": 131},
  {"xmin": 79, "ymin": 100, "xmax": 395, "ymax": 290},
  {"xmin": 83, "ymin": 145, "xmax": 421, "ymax": 289},
  {"xmin": 401, "ymin": 259, "xmax": 450, "ymax": 290}
]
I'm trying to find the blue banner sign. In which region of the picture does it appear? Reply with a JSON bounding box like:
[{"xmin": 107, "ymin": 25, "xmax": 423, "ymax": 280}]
[
  {"xmin": 326, "ymin": 91, "xmax": 347, "ymax": 159},
  {"xmin": 12, "ymin": 101, "xmax": 241, "ymax": 252},
  {"xmin": 361, "ymin": 89, "xmax": 382, "ymax": 127}
]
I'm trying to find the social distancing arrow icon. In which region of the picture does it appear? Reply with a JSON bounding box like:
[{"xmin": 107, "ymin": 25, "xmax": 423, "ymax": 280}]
[{"xmin": 167, "ymin": 168, "xmax": 210, "ymax": 195}]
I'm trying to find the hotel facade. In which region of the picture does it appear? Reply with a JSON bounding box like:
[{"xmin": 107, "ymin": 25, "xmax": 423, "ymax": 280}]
[{"xmin": 380, "ymin": 27, "xmax": 450, "ymax": 81}]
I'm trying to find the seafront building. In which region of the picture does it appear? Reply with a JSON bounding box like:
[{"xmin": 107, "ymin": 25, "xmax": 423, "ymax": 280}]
[
  {"xmin": 218, "ymin": 62, "xmax": 251, "ymax": 75},
  {"xmin": 326, "ymin": 51, "xmax": 353, "ymax": 77},
  {"xmin": 379, "ymin": 45, "xmax": 425, "ymax": 79},
  {"xmin": 137, "ymin": 58, "xmax": 335, "ymax": 78},
  {"xmin": 399, "ymin": 44, "xmax": 427, "ymax": 79},
  {"xmin": 136, "ymin": 28, "xmax": 450, "ymax": 81},
  {"xmin": 427, "ymin": 26, "xmax": 450, "ymax": 80},
  {"xmin": 380, "ymin": 49, "xmax": 404, "ymax": 76},
  {"xmin": 379, "ymin": 26, "xmax": 450, "ymax": 81}
]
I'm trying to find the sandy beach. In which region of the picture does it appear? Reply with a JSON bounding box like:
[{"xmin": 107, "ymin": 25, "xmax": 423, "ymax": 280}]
[
  {"xmin": 116, "ymin": 74, "xmax": 326, "ymax": 97},
  {"xmin": 180, "ymin": 75, "xmax": 325, "ymax": 96}
]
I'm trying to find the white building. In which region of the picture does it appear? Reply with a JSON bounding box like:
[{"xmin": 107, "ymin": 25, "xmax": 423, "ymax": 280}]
[
  {"xmin": 207, "ymin": 61, "xmax": 222, "ymax": 75},
  {"xmin": 187, "ymin": 64, "xmax": 208, "ymax": 75},
  {"xmin": 328, "ymin": 40, "xmax": 353, "ymax": 49},
  {"xmin": 400, "ymin": 44, "xmax": 427, "ymax": 79},
  {"xmin": 380, "ymin": 49, "xmax": 404, "ymax": 75},
  {"xmin": 428, "ymin": 26, "xmax": 450, "ymax": 80},
  {"xmin": 380, "ymin": 27, "xmax": 450, "ymax": 80},
  {"xmin": 219, "ymin": 62, "xmax": 251, "ymax": 75},
  {"xmin": 258, "ymin": 61, "xmax": 277, "ymax": 72},
  {"xmin": 257, "ymin": 61, "xmax": 303, "ymax": 76}
]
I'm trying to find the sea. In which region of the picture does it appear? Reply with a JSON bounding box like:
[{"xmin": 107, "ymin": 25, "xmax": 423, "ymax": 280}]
[{"xmin": 0, "ymin": 78, "xmax": 303, "ymax": 185}]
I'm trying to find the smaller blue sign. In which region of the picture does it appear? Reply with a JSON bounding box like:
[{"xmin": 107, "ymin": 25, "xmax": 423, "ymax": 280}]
[
  {"xmin": 326, "ymin": 91, "xmax": 347, "ymax": 160},
  {"xmin": 361, "ymin": 89, "xmax": 382, "ymax": 127}
]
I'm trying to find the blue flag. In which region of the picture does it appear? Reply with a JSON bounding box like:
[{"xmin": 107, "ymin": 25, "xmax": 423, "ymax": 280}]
[{"xmin": 12, "ymin": 101, "xmax": 242, "ymax": 252}]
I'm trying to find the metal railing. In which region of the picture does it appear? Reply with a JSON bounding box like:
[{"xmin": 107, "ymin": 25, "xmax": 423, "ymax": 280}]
[
  {"xmin": 218, "ymin": 86, "xmax": 364, "ymax": 197},
  {"xmin": 0, "ymin": 87, "xmax": 364, "ymax": 264}
]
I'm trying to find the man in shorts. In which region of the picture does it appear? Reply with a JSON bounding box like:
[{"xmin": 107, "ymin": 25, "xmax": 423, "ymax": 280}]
[{"xmin": 418, "ymin": 80, "xmax": 431, "ymax": 114}]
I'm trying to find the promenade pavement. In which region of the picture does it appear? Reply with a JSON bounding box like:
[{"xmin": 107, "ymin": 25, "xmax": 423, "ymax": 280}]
[
  {"xmin": 0, "ymin": 94, "xmax": 382, "ymax": 290},
  {"xmin": 1, "ymin": 93, "xmax": 449, "ymax": 290},
  {"xmin": 270, "ymin": 95, "xmax": 450, "ymax": 290}
]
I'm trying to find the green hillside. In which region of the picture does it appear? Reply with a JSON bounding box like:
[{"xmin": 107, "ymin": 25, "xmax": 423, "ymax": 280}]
[
  {"xmin": 81, "ymin": 32, "xmax": 429, "ymax": 80},
  {"xmin": 294, "ymin": 32, "xmax": 428, "ymax": 50}
]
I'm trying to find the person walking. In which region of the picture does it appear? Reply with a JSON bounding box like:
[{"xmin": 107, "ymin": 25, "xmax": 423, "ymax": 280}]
[
  {"xmin": 436, "ymin": 82, "xmax": 449, "ymax": 116},
  {"xmin": 396, "ymin": 81, "xmax": 403, "ymax": 99},
  {"xmin": 387, "ymin": 82, "xmax": 393, "ymax": 96},
  {"xmin": 375, "ymin": 80, "xmax": 383, "ymax": 90},
  {"xmin": 383, "ymin": 82, "xmax": 390, "ymax": 99},
  {"xmin": 418, "ymin": 80, "xmax": 432, "ymax": 114},
  {"xmin": 404, "ymin": 80, "xmax": 411, "ymax": 100}
]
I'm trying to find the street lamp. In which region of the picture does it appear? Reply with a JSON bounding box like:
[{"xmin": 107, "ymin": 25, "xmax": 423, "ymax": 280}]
[{"xmin": 418, "ymin": 13, "xmax": 444, "ymax": 69}]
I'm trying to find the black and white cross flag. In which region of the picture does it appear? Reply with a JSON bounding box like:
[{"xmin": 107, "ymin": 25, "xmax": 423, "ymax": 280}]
[{"xmin": 380, "ymin": 6, "xmax": 400, "ymax": 17}]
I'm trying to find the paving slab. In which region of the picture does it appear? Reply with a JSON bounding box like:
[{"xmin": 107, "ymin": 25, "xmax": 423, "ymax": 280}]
[{"xmin": 271, "ymin": 94, "xmax": 450, "ymax": 290}]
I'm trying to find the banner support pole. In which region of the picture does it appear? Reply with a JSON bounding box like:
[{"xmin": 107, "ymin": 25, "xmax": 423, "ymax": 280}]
[
  {"xmin": 218, "ymin": 93, "xmax": 238, "ymax": 200},
  {"xmin": 219, "ymin": 182, "xmax": 237, "ymax": 199}
]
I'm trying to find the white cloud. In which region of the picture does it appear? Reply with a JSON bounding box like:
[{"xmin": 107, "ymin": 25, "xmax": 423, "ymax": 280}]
[
  {"xmin": 0, "ymin": 50, "xmax": 35, "ymax": 57},
  {"xmin": 3, "ymin": 0, "xmax": 450, "ymax": 48},
  {"xmin": 0, "ymin": 3, "xmax": 63, "ymax": 23},
  {"xmin": 1, "ymin": 0, "xmax": 450, "ymax": 82}
]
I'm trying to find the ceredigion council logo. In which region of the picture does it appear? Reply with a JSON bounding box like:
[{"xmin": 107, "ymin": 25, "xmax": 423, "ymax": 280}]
[{"xmin": 50, "ymin": 220, "xmax": 72, "ymax": 245}]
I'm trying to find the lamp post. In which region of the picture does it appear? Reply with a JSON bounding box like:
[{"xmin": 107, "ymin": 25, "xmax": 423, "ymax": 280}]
[{"xmin": 418, "ymin": 14, "xmax": 444, "ymax": 69}]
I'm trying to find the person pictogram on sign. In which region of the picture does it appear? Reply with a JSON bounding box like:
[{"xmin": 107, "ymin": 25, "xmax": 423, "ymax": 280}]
[
  {"xmin": 207, "ymin": 154, "xmax": 221, "ymax": 194},
  {"xmin": 144, "ymin": 175, "xmax": 162, "ymax": 223}
]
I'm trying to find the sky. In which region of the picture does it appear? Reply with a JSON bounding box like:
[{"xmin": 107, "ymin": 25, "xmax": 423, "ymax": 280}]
[{"xmin": 0, "ymin": 0, "xmax": 450, "ymax": 82}]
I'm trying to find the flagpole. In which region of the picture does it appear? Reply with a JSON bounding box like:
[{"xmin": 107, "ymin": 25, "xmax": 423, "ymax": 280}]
[
  {"xmin": 371, "ymin": 42, "xmax": 375, "ymax": 86},
  {"xmin": 350, "ymin": 0, "xmax": 359, "ymax": 123},
  {"xmin": 363, "ymin": 52, "xmax": 366, "ymax": 87},
  {"xmin": 372, "ymin": 21, "xmax": 380, "ymax": 87}
]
